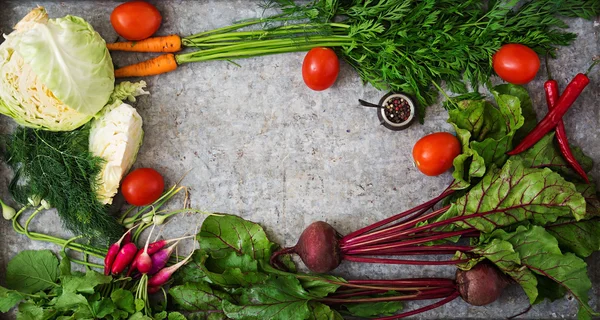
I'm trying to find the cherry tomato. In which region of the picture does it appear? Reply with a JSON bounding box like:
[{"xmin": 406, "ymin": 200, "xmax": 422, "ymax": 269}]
[
  {"xmin": 412, "ymin": 132, "xmax": 461, "ymax": 176},
  {"xmin": 111, "ymin": 1, "xmax": 162, "ymax": 41},
  {"xmin": 302, "ymin": 47, "xmax": 340, "ymax": 91},
  {"xmin": 492, "ymin": 44, "xmax": 540, "ymax": 85},
  {"xmin": 121, "ymin": 168, "xmax": 165, "ymax": 206}
]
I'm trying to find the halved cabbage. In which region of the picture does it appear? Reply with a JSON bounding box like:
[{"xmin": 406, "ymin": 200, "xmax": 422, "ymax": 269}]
[
  {"xmin": 89, "ymin": 81, "xmax": 147, "ymax": 204},
  {"xmin": 0, "ymin": 7, "xmax": 114, "ymax": 131}
]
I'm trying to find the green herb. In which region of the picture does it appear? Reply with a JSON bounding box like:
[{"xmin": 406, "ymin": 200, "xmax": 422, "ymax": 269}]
[
  {"xmin": 177, "ymin": 0, "xmax": 599, "ymax": 121},
  {"xmin": 4, "ymin": 126, "xmax": 122, "ymax": 242}
]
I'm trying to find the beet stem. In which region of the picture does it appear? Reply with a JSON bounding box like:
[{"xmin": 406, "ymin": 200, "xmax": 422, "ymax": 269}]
[
  {"xmin": 341, "ymin": 188, "xmax": 454, "ymax": 245},
  {"xmin": 320, "ymin": 287, "xmax": 456, "ymax": 304},
  {"xmin": 348, "ymin": 278, "xmax": 456, "ymax": 287},
  {"xmin": 368, "ymin": 245, "xmax": 474, "ymax": 255},
  {"xmin": 372, "ymin": 292, "xmax": 461, "ymax": 320},
  {"xmin": 329, "ymin": 289, "xmax": 391, "ymax": 299},
  {"xmin": 341, "ymin": 205, "xmax": 451, "ymax": 250},
  {"xmin": 346, "ymin": 204, "xmax": 508, "ymax": 251},
  {"xmin": 343, "ymin": 229, "xmax": 473, "ymax": 255},
  {"xmin": 269, "ymin": 246, "xmax": 296, "ymax": 270},
  {"xmin": 344, "ymin": 255, "xmax": 470, "ymax": 265}
]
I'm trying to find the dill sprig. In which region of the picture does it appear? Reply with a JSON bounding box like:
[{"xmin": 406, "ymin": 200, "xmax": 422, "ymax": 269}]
[
  {"xmin": 180, "ymin": 0, "xmax": 599, "ymax": 122},
  {"xmin": 4, "ymin": 126, "xmax": 122, "ymax": 243}
]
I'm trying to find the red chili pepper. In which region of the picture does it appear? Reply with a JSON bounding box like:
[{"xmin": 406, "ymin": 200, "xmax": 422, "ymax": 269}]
[
  {"xmin": 507, "ymin": 73, "xmax": 590, "ymax": 155},
  {"xmin": 111, "ymin": 242, "xmax": 138, "ymax": 275},
  {"xmin": 544, "ymin": 80, "xmax": 589, "ymax": 183}
]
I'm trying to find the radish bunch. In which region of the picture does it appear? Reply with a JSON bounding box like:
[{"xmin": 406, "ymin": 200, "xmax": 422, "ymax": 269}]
[{"xmin": 103, "ymin": 226, "xmax": 194, "ymax": 293}]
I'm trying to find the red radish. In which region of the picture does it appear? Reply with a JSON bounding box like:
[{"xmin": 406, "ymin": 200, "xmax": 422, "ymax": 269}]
[
  {"xmin": 134, "ymin": 225, "xmax": 156, "ymax": 274},
  {"xmin": 148, "ymin": 251, "xmax": 194, "ymax": 287},
  {"xmin": 127, "ymin": 235, "xmax": 194, "ymax": 276},
  {"xmin": 456, "ymin": 262, "xmax": 509, "ymax": 306},
  {"xmin": 104, "ymin": 226, "xmax": 136, "ymax": 275},
  {"xmin": 148, "ymin": 286, "xmax": 161, "ymax": 294},
  {"xmin": 148, "ymin": 240, "xmax": 181, "ymax": 275},
  {"xmin": 111, "ymin": 242, "xmax": 138, "ymax": 275},
  {"xmin": 123, "ymin": 231, "xmax": 132, "ymax": 244}
]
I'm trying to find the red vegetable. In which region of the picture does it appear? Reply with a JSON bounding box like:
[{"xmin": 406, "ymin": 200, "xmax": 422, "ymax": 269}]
[
  {"xmin": 456, "ymin": 262, "xmax": 509, "ymax": 306},
  {"xmin": 121, "ymin": 168, "xmax": 165, "ymax": 206},
  {"xmin": 133, "ymin": 225, "xmax": 156, "ymax": 274},
  {"xmin": 271, "ymin": 221, "xmax": 341, "ymax": 273},
  {"xmin": 507, "ymin": 73, "xmax": 590, "ymax": 155},
  {"xmin": 127, "ymin": 236, "xmax": 192, "ymax": 276},
  {"xmin": 316, "ymin": 263, "xmax": 507, "ymax": 319},
  {"xmin": 111, "ymin": 242, "xmax": 138, "ymax": 275},
  {"xmin": 148, "ymin": 286, "xmax": 161, "ymax": 294},
  {"xmin": 148, "ymin": 251, "xmax": 194, "ymax": 287},
  {"xmin": 111, "ymin": 1, "xmax": 162, "ymax": 41},
  {"xmin": 302, "ymin": 47, "xmax": 339, "ymax": 91},
  {"xmin": 544, "ymin": 79, "xmax": 589, "ymax": 183},
  {"xmin": 412, "ymin": 132, "xmax": 461, "ymax": 176},
  {"xmin": 492, "ymin": 44, "xmax": 540, "ymax": 85},
  {"xmin": 104, "ymin": 228, "xmax": 135, "ymax": 275},
  {"xmin": 148, "ymin": 241, "xmax": 180, "ymax": 275}
]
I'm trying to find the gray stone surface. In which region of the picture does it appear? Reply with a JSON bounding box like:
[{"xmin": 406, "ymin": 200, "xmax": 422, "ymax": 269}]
[{"xmin": 0, "ymin": 1, "xmax": 599, "ymax": 319}]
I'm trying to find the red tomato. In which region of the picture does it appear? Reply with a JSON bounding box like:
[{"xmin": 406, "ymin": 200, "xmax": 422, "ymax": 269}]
[
  {"xmin": 121, "ymin": 168, "xmax": 165, "ymax": 206},
  {"xmin": 492, "ymin": 44, "xmax": 540, "ymax": 85},
  {"xmin": 111, "ymin": 1, "xmax": 162, "ymax": 41},
  {"xmin": 302, "ymin": 47, "xmax": 340, "ymax": 91},
  {"xmin": 412, "ymin": 132, "xmax": 461, "ymax": 176}
]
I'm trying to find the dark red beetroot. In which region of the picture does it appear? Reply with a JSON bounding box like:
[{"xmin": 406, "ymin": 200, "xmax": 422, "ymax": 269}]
[
  {"xmin": 271, "ymin": 221, "xmax": 341, "ymax": 273},
  {"xmin": 313, "ymin": 262, "xmax": 510, "ymax": 319},
  {"xmin": 456, "ymin": 262, "xmax": 509, "ymax": 306}
]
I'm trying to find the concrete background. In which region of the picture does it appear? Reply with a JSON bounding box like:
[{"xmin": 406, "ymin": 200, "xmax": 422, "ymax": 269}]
[{"xmin": 0, "ymin": 1, "xmax": 599, "ymax": 319}]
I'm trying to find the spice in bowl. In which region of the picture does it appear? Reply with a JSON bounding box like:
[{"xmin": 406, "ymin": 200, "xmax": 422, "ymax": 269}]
[
  {"xmin": 384, "ymin": 96, "xmax": 411, "ymax": 123},
  {"xmin": 377, "ymin": 92, "xmax": 416, "ymax": 131}
]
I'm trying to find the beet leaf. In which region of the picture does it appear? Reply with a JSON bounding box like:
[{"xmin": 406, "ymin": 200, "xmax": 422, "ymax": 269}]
[
  {"xmin": 435, "ymin": 160, "xmax": 585, "ymax": 232},
  {"xmin": 449, "ymin": 84, "xmax": 527, "ymax": 190},
  {"xmin": 484, "ymin": 225, "xmax": 595, "ymax": 318},
  {"xmin": 169, "ymin": 282, "xmax": 232, "ymax": 314}
]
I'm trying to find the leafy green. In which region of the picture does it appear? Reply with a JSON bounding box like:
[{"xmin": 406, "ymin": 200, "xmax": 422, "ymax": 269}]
[
  {"xmin": 170, "ymin": 282, "xmax": 233, "ymax": 313},
  {"xmin": 6, "ymin": 250, "xmax": 59, "ymax": 294},
  {"xmin": 222, "ymin": 275, "xmax": 316, "ymax": 319},
  {"xmin": 546, "ymin": 219, "xmax": 600, "ymax": 258},
  {"xmin": 436, "ymin": 160, "xmax": 585, "ymax": 232},
  {"xmin": 492, "ymin": 84, "xmax": 536, "ymax": 144},
  {"xmin": 486, "ymin": 226, "xmax": 594, "ymax": 316},
  {"xmin": 1, "ymin": 250, "xmax": 160, "ymax": 319},
  {"xmin": 0, "ymin": 286, "xmax": 24, "ymax": 313},
  {"xmin": 343, "ymin": 292, "xmax": 403, "ymax": 317},
  {"xmin": 308, "ymin": 302, "xmax": 343, "ymax": 320},
  {"xmin": 5, "ymin": 126, "xmax": 122, "ymax": 242},
  {"xmin": 511, "ymin": 133, "xmax": 593, "ymax": 184},
  {"xmin": 448, "ymin": 84, "xmax": 526, "ymax": 189},
  {"xmin": 111, "ymin": 289, "xmax": 136, "ymax": 314},
  {"xmin": 198, "ymin": 214, "xmax": 273, "ymax": 261}
]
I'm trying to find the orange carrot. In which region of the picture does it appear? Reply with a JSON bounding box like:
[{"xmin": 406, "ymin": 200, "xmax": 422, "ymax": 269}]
[
  {"xmin": 107, "ymin": 35, "xmax": 182, "ymax": 53},
  {"xmin": 115, "ymin": 53, "xmax": 178, "ymax": 78}
]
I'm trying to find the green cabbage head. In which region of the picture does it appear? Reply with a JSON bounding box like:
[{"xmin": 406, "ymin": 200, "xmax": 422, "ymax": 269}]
[{"xmin": 0, "ymin": 7, "xmax": 114, "ymax": 131}]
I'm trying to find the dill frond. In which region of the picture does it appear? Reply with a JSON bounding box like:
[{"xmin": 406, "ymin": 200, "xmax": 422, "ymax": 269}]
[{"xmin": 4, "ymin": 126, "xmax": 122, "ymax": 244}]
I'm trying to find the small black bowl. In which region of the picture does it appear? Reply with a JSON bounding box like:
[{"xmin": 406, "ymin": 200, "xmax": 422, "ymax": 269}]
[{"xmin": 377, "ymin": 92, "xmax": 417, "ymax": 131}]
